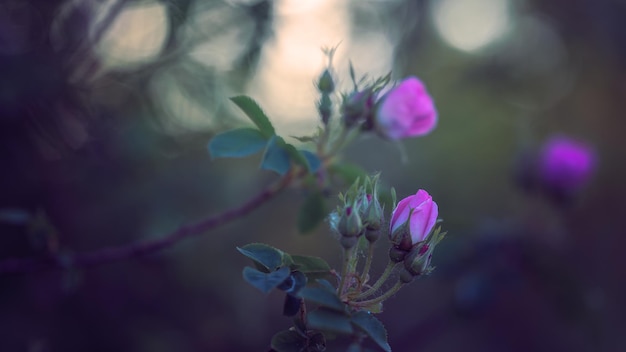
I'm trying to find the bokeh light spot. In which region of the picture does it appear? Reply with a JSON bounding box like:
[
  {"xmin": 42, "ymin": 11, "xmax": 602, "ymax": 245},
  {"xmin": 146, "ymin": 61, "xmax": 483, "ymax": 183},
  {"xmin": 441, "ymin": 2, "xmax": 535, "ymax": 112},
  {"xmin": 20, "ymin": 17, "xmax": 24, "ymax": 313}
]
[{"xmin": 432, "ymin": 0, "xmax": 512, "ymax": 53}]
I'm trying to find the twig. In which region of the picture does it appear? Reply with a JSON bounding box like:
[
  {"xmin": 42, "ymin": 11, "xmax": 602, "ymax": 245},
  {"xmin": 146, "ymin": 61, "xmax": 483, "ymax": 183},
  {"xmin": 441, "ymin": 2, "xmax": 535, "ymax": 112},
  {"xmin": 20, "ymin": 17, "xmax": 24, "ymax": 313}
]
[{"xmin": 0, "ymin": 172, "xmax": 295, "ymax": 275}]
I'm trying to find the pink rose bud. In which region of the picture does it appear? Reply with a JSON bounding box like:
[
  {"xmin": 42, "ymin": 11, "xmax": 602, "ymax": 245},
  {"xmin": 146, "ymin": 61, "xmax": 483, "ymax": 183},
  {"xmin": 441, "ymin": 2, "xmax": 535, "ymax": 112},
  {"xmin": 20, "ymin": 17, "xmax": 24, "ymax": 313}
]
[
  {"xmin": 375, "ymin": 76, "xmax": 437, "ymax": 140},
  {"xmin": 539, "ymin": 136, "xmax": 595, "ymax": 197},
  {"xmin": 389, "ymin": 190, "xmax": 438, "ymax": 251}
]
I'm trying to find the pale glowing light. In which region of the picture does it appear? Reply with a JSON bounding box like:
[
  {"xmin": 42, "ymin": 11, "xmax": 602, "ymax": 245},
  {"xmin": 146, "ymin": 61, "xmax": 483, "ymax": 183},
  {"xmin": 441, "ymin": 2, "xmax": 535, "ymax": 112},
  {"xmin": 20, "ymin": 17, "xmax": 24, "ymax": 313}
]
[
  {"xmin": 249, "ymin": 0, "xmax": 349, "ymax": 136},
  {"xmin": 250, "ymin": 0, "xmax": 395, "ymax": 136},
  {"xmin": 96, "ymin": 2, "xmax": 168, "ymax": 69},
  {"xmin": 432, "ymin": 0, "xmax": 512, "ymax": 53}
]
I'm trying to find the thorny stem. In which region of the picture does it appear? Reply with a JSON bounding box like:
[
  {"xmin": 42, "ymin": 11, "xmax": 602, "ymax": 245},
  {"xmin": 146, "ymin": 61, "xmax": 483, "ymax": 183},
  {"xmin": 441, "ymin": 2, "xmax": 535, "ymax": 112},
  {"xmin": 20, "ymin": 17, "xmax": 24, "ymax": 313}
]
[
  {"xmin": 353, "ymin": 281, "xmax": 404, "ymax": 308},
  {"xmin": 355, "ymin": 261, "xmax": 398, "ymax": 300},
  {"xmin": 0, "ymin": 171, "xmax": 299, "ymax": 275}
]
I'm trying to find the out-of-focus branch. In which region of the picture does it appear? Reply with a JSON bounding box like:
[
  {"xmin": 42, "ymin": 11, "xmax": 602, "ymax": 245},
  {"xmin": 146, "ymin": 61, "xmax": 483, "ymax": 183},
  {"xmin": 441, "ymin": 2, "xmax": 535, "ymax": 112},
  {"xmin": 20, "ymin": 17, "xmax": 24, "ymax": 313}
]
[{"xmin": 0, "ymin": 172, "xmax": 296, "ymax": 275}]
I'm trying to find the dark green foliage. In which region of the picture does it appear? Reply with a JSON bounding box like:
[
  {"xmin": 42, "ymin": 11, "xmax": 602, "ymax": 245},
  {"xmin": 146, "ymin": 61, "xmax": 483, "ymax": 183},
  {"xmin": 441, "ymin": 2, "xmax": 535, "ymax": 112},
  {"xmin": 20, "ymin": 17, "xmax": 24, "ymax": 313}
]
[
  {"xmin": 306, "ymin": 308, "xmax": 353, "ymax": 335},
  {"xmin": 242, "ymin": 266, "xmax": 291, "ymax": 294},
  {"xmin": 271, "ymin": 330, "xmax": 307, "ymax": 352},
  {"xmin": 351, "ymin": 311, "xmax": 391, "ymax": 352},
  {"xmin": 262, "ymin": 136, "xmax": 292, "ymax": 175},
  {"xmin": 237, "ymin": 243, "xmax": 285, "ymax": 272},
  {"xmin": 290, "ymin": 255, "xmax": 331, "ymax": 274},
  {"xmin": 297, "ymin": 287, "xmax": 345, "ymax": 312}
]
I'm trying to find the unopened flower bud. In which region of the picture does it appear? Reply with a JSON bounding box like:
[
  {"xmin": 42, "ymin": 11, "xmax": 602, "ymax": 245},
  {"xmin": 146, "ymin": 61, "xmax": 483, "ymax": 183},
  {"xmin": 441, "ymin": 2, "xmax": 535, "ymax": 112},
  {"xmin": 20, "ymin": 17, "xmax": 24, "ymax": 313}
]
[
  {"xmin": 317, "ymin": 69, "xmax": 335, "ymax": 93},
  {"xmin": 389, "ymin": 247, "xmax": 408, "ymax": 263},
  {"xmin": 341, "ymin": 90, "xmax": 375, "ymax": 128},
  {"xmin": 337, "ymin": 206, "xmax": 363, "ymax": 237},
  {"xmin": 389, "ymin": 190, "xmax": 438, "ymax": 251},
  {"xmin": 363, "ymin": 196, "xmax": 384, "ymax": 231},
  {"xmin": 403, "ymin": 243, "xmax": 433, "ymax": 277},
  {"xmin": 399, "ymin": 268, "xmax": 414, "ymax": 284}
]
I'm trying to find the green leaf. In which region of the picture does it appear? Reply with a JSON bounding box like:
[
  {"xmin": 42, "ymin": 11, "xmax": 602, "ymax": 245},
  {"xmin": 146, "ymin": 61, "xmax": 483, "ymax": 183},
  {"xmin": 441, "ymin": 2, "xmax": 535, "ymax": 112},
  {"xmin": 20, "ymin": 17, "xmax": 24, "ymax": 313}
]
[
  {"xmin": 298, "ymin": 287, "xmax": 345, "ymax": 312},
  {"xmin": 281, "ymin": 142, "xmax": 313, "ymax": 172},
  {"xmin": 261, "ymin": 136, "xmax": 292, "ymax": 175},
  {"xmin": 208, "ymin": 128, "xmax": 268, "ymax": 159},
  {"xmin": 351, "ymin": 311, "xmax": 391, "ymax": 352},
  {"xmin": 271, "ymin": 330, "xmax": 307, "ymax": 352},
  {"xmin": 230, "ymin": 95, "xmax": 275, "ymax": 138},
  {"xmin": 315, "ymin": 279, "xmax": 337, "ymax": 292},
  {"xmin": 291, "ymin": 255, "xmax": 331, "ymax": 274},
  {"xmin": 237, "ymin": 243, "xmax": 284, "ymax": 272},
  {"xmin": 291, "ymin": 135, "xmax": 317, "ymax": 143},
  {"xmin": 330, "ymin": 163, "xmax": 368, "ymax": 186},
  {"xmin": 242, "ymin": 266, "xmax": 291, "ymax": 294},
  {"xmin": 301, "ymin": 150, "xmax": 322, "ymax": 173},
  {"xmin": 278, "ymin": 271, "xmax": 308, "ymax": 294},
  {"xmin": 297, "ymin": 192, "xmax": 327, "ymax": 234},
  {"xmin": 307, "ymin": 308, "xmax": 353, "ymax": 335}
]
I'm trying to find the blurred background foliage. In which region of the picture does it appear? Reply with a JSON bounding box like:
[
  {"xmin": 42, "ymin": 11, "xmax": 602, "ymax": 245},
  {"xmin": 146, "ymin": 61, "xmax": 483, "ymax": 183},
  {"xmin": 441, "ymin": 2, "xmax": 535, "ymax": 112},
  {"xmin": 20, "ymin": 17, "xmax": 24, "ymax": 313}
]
[{"xmin": 1, "ymin": 0, "xmax": 625, "ymax": 351}]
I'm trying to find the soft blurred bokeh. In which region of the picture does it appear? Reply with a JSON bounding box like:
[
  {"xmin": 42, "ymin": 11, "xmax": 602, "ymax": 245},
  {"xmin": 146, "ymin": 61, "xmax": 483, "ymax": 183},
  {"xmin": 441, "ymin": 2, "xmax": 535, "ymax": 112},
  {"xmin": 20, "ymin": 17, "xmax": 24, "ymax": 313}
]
[{"xmin": 2, "ymin": 0, "xmax": 626, "ymax": 351}]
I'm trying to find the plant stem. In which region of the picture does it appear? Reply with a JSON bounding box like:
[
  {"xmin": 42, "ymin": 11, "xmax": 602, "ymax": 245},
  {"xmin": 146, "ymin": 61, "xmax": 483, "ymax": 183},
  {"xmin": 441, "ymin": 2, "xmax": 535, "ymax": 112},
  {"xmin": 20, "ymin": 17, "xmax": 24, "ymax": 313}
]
[
  {"xmin": 353, "ymin": 281, "xmax": 404, "ymax": 308},
  {"xmin": 0, "ymin": 171, "xmax": 299, "ymax": 275},
  {"xmin": 338, "ymin": 245, "xmax": 357, "ymax": 297},
  {"xmin": 355, "ymin": 261, "xmax": 398, "ymax": 299},
  {"xmin": 359, "ymin": 241, "xmax": 375, "ymax": 287}
]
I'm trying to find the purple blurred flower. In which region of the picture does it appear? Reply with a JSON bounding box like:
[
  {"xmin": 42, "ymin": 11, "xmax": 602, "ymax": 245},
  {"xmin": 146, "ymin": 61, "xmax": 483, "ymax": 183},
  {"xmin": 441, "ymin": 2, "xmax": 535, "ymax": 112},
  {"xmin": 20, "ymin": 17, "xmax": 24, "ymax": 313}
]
[
  {"xmin": 375, "ymin": 76, "xmax": 437, "ymax": 140},
  {"xmin": 539, "ymin": 136, "xmax": 595, "ymax": 194}
]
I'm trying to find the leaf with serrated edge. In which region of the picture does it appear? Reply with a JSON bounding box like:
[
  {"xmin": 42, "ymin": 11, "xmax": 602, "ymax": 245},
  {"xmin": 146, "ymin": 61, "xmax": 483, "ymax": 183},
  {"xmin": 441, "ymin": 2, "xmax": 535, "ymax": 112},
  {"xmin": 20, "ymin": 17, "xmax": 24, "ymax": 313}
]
[
  {"xmin": 237, "ymin": 243, "xmax": 284, "ymax": 272},
  {"xmin": 291, "ymin": 255, "xmax": 331, "ymax": 273},
  {"xmin": 298, "ymin": 287, "xmax": 345, "ymax": 312},
  {"xmin": 307, "ymin": 308, "xmax": 353, "ymax": 335},
  {"xmin": 230, "ymin": 95, "xmax": 275, "ymax": 138},
  {"xmin": 351, "ymin": 311, "xmax": 391, "ymax": 352}
]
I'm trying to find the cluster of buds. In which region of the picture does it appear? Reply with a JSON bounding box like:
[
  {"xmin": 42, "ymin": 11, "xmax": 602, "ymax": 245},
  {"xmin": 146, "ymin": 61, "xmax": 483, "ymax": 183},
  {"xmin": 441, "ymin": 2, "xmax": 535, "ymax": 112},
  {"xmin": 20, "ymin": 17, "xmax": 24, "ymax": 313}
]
[
  {"xmin": 331, "ymin": 175, "xmax": 385, "ymax": 248},
  {"xmin": 387, "ymin": 190, "xmax": 446, "ymax": 282}
]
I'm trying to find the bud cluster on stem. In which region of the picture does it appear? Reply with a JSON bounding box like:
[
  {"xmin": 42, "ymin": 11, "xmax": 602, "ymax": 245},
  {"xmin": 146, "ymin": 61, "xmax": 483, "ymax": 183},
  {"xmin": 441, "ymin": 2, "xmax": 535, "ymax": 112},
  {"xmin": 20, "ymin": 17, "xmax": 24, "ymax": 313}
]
[{"xmin": 330, "ymin": 180, "xmax": 446, "ymax": 309}]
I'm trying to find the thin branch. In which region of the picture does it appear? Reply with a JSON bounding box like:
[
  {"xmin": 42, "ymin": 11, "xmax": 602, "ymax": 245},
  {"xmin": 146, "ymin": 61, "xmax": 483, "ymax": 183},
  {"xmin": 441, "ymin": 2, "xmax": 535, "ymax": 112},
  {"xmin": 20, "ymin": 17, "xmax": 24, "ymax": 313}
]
[{"xmin": 0, "ymin": 172, "xmax": 296, "ymax": 275}]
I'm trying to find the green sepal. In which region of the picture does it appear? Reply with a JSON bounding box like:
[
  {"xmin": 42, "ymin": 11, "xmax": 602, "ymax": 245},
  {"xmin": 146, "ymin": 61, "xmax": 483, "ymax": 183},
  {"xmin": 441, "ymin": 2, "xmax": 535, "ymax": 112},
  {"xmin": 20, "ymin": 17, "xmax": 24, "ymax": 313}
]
[{"xmin": 307, "ymin": 308, "xmax": 353, "ymax": 335}]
